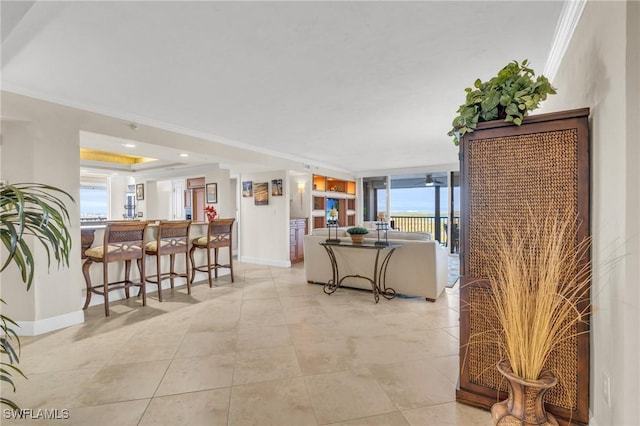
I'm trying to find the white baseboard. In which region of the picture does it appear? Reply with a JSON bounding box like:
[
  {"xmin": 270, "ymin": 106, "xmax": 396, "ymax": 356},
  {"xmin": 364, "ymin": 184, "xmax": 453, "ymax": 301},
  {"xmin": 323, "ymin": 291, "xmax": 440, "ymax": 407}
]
[
  {"xmin": 15, "ymin": 310, "xmax": 84, "ymax": 336},
  {"xmin": 239, "ymin": 256, "xmax": 291, "ymax": 268}
]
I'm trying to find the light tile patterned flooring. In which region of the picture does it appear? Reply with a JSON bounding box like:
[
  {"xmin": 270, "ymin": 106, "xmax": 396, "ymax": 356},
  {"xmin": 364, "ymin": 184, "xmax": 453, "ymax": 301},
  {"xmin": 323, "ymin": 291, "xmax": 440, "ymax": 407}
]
[{"xmin": 3, "ymin": 261, "xmax": 492, "ymax": 425}]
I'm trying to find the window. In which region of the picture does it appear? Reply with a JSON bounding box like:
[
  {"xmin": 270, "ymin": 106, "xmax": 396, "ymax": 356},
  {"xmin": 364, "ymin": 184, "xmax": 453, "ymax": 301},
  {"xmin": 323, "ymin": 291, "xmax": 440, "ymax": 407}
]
[{"xmin": 80, "ymin": 178, "xmax": 108, "ymax": 221}]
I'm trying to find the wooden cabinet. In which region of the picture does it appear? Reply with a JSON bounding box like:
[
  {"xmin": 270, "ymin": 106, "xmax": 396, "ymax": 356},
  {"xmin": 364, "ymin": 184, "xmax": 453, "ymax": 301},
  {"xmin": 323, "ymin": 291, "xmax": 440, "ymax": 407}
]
[
  {"xmin": 193, "ymin": 187, "xmax": 205, "ymax": 222},
  {"xmin": 311, "ymin": 174, "xmax": 357, "ymax": 231},
  {"xmin": 289, "ymin": 218, "xmax": 307, "ymax": 263},
  {"xmin": 187, "ymin": 177, "xmax": 205, "ymax": 189},
  {"xmin": 313, "ymin": 196, "xmax": 325, "ymax": 211},
  {"xmin": 457, "ymin": 109, "xmax": 591, "ymax": 425}
]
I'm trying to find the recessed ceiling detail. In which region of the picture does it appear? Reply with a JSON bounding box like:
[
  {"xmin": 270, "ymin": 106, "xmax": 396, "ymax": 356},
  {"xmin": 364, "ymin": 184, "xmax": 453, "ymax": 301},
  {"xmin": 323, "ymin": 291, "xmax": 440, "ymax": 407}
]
[{"xmin": 80, "ymin": 148, "xmax": 157, "ymax": 166}]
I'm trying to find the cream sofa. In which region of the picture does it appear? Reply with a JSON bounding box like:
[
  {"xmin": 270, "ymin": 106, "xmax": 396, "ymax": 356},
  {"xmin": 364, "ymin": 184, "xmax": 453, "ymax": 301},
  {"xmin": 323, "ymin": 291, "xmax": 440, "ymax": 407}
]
[{"xmin": 303, "ymin": 228, "xmax": 449, "ymax": 301}]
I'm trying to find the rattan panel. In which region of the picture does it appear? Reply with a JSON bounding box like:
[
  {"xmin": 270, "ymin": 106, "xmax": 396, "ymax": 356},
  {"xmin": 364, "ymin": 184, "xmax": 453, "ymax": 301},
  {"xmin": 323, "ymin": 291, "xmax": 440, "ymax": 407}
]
[
  {"xmin": 468, "ymin": 287, "xmax": 504, "ymax": 390},
  {"xmin": 467, "ymin": 129, "xmax": 578, "ymax": 279},
  {"xmin": 162, "ymin": 227, "xmax": 188, "ymax": 238}
]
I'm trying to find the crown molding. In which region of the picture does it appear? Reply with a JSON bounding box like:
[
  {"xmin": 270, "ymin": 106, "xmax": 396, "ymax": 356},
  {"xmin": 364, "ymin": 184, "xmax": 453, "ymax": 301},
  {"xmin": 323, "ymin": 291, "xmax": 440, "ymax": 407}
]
[
  {"xmin": 544, "ymin": 0, "xmax": 587, "ymax": 81},
  {"xmin": 1, "ymin": 86, "xmax": 351, "ymax": 175}
]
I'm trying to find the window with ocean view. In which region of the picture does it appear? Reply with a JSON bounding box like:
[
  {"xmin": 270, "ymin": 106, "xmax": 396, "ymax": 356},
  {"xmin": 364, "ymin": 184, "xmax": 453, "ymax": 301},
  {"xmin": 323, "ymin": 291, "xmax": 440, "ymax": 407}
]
[
  {"xmin": 365, "ymin": 172, "xmax": 460, "ymax": 252},
  {"xmin": 80, "ymin": 178, "xmax": 108, "ymax": 221}
]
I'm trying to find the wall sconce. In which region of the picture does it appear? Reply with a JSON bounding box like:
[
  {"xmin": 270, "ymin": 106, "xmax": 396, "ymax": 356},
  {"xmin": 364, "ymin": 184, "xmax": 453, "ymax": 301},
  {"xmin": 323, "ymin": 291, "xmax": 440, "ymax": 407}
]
[{"xmin": 297, "ymin": 182, "xmax": 305, "ymax": 208}]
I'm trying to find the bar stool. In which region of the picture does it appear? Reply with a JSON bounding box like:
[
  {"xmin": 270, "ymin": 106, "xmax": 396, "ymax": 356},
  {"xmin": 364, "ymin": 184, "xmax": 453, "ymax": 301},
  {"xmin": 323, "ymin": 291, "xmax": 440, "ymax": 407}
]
[
  {"xmin": 82, "ymin": 221, "xmax": 148, "ymax": 316},
  {"xmin": 190, "ymin": 218, "xmax": 235, "ymax": 286},
  {"xmin": 144, "ymin": 220, "xmax": 192, "ymax": 301}
]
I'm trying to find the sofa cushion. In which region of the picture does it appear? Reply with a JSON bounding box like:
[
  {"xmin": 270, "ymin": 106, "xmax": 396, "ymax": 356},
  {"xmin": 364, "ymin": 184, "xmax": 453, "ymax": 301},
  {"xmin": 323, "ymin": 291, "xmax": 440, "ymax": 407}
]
[
  {"xmin": 311, "ymin": 228, "xmax": 348, "ymax": 237},
  {"xmin": 386, "ymin": 231, "xmax": 432, "ymax": 241}
]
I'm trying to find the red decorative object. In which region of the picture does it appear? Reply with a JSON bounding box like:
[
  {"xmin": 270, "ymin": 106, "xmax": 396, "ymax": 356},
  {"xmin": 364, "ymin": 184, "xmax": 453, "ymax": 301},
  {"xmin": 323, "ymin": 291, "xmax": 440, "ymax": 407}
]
[{"xmin": 204, "ymin": 205, "xmax": 217, "ymax": 221}]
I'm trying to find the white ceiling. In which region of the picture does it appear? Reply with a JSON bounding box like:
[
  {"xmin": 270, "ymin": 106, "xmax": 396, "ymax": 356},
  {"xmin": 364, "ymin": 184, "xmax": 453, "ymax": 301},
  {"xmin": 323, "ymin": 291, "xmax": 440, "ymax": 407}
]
[{"xmin": 1, "ymin": 1, "xmax": 566, "ymax": 175}]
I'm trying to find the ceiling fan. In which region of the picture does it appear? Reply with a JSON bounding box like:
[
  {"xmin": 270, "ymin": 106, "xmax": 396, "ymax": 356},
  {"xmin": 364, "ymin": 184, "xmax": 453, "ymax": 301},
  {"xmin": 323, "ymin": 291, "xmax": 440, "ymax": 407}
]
[{"xmin": 425, "ymin": 174, "xmax": 444, "ymax": 187}]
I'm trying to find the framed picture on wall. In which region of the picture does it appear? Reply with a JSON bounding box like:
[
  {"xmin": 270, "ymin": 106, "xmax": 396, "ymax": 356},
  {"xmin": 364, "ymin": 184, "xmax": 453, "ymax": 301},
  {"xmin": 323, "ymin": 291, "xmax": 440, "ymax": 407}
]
[
  {"xmin": 271, "ymin": 179, "xmax": 283, "ymax": 196},
  {"xmin": 254, "ymin": 182, "xmax": 269, "ymax": 205},
  {"xmin": 206, "ymin": 183, "xmax": 218, "ymax": 203},
  {"xmin": 242, "ymin": 181, "xmax": 253, "ymax": 197},
  {"xmin": 136, "ymin": 183, "xmax": 144, "ymax": 200}
]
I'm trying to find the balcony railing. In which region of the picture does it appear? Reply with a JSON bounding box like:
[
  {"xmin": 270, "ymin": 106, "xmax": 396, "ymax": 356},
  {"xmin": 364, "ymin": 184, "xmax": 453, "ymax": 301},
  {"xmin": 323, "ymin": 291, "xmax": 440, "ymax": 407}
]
[{"xmin": 390, "ymin": 215, "xmax": 460, "ymax": 250}]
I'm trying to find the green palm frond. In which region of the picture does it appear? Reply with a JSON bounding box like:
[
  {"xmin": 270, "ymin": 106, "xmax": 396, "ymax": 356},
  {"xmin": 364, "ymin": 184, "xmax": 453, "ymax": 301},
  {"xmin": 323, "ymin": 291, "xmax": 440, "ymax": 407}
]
[
  {"xmin": 1, "ymin": 183, "xmax": 74, "ymax": 290},
  {"xmin": 0, "ymin": 182, "xmax": 74, "ymax": 409}
]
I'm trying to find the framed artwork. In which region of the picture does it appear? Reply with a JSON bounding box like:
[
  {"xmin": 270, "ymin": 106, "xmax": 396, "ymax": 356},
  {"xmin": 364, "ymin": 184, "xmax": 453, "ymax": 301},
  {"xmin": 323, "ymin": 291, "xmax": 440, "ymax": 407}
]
[
  {"xmin": 254, "ymin": 182, "xmax": 269, "ymax": 205},
  {"xmin": 136, "ymin": 183, "xmax": 144, "ymax": 200},
  {"xmin": 242, "ymin": 181, "xmax": 253, "ymax": 197},
  {"xmin": 271, "ymin": 179, "xmax": 283, "ymax": 196},
  {"xmin": 206, "ymin": 183, "xmax": 218, "ymax": 203}
]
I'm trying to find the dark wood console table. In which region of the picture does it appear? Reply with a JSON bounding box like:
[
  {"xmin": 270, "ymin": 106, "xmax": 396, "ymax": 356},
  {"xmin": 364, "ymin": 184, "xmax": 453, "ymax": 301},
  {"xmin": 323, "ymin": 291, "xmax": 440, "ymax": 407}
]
[{"xmin": 319, "ymin": 242, "xmax": 399, "ymax": 303}]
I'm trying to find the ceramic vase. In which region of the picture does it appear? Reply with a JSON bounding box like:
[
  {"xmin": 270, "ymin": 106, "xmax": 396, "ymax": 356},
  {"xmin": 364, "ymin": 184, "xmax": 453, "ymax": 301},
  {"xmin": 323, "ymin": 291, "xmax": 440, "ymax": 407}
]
[
  {"xmin": 350, "ymin": 234, "xmax": 365, "ymax": 244},
  {"xmin": 491, "ymin": 359, "xmax": 558, "ymax": 426}
]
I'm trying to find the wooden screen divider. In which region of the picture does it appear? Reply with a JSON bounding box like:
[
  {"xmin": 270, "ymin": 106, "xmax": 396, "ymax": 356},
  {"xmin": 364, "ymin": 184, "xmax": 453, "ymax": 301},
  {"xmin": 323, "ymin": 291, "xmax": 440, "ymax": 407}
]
[{"xmin": 456, "ymin": 108, "xmax": 591, "ymax": 426}]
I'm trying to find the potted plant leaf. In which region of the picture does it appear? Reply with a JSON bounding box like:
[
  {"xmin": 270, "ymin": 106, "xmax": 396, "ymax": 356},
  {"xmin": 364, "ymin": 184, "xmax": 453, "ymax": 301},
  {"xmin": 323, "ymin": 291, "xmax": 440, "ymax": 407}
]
[
  {"xmin": 448, "ymin": 59, "xmax": 557, "ymax": 145},
  {"xmin": 1, "ymin": 183, "xmax": 73, "ymax": 409},
  {"xmin": 346, "ymin": 226, "xmax": 369, "ymax": 244}
]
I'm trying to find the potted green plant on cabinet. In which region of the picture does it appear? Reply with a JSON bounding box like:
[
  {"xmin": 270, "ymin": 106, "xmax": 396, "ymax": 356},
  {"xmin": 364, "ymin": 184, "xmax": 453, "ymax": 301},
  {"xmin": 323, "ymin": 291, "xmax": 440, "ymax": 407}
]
[
  {"xmin": 1, "ymin": 183, "xmax": 73, "ymax": 409},
  {"xmin": 448, "ymin": 59, "xmax": 556, "ymax": 145}
]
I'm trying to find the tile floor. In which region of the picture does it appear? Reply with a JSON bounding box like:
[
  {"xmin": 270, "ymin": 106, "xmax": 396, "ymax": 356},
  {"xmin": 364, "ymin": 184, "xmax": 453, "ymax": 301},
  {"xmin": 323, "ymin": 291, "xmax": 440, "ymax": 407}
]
[{"xmin": 3, "ymin": 261, "xmax": 493, "ymax": 425}]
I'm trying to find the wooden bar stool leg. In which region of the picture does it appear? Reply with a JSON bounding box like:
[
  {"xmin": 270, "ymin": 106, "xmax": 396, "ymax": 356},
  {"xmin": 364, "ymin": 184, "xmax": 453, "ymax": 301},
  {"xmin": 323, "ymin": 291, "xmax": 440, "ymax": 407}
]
[
  {"xmin": 170, "ymin": 254, "xmax": 176, "ymax": 289},
  {"xmin": 229, "ymin": 247, "xmax": 234, "ymax": 283},
  {"xmin": 156, "ymin": 254, "xmax": 163, "ymax": 302},
  {"xmin": 214, "ymin": 248, "xmax": 219, "ymax": 279},
  {"xmin": 124, "ymin": 260, "xmax": 131, "ymax": 299},
  {"xmin": 189, "ymin": 246, "xmax": 197, "ymax": 284},
  {"xmin": 103, "ymin": 263, "xmax": 110, "ymax": 317},
  {"xmin": 138, "ymin": 258, "xmax": 146, "ymax": 307},
  {"xmin": 207, "ymin": 246, "xmax": 213, "ymax": 287},
  {"xmin": 82, "ymin": 260, "xmax": 93, "ymax": 310},
  {"xmin": 185, "ymin": 252, "xmax": 191, "ymax": 294}
]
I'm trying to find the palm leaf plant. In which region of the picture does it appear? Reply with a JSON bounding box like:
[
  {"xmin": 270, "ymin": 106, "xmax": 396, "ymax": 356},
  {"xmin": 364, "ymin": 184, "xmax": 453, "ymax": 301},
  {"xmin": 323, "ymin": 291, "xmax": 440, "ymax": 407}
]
[{"xmin": 1, "ymin": 183, "xmax": 74, "ymax": 409}]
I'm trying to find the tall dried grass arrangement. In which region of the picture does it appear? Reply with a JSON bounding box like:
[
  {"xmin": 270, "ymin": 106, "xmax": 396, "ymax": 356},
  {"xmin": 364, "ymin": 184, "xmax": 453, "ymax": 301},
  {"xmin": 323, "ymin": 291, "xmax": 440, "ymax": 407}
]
[{"xmin": 484, "ymin": 211, "xmax": 591, "ymax": 381}]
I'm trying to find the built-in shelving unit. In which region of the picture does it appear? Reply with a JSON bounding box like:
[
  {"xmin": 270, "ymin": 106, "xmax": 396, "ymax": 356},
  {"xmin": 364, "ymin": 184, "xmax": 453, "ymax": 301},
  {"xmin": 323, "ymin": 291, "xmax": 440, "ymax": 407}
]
[{"xmin": 311, "ymin": 174, "xmax": 357, "ymax": 230}]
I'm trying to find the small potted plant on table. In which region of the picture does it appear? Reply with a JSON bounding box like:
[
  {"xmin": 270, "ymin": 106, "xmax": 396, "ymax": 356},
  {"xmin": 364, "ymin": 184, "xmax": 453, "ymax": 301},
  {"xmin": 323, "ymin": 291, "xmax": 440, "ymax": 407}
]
[{"xmin": 346, "ymin": 226, "xmax": 369, "ymax": 244}]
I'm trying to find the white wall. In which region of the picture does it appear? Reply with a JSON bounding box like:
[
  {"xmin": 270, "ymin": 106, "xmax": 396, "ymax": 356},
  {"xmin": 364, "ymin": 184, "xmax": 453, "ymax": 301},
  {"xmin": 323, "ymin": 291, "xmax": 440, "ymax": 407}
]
[
  {"xmin": 288, "ymin": 172, "xmax": 311, "ymax": 219},
  {"xmin": 229, "ymin": 178, "xmax": 238, "ymax": 252},
  {"xmin": 239, "ymin": 171, "xmax": 290, "ymax": 267},
  {"xmin": 108, "ymin": 175, "xmax": 131, "ymax": 219},
  {"xmin": 154, "ymin": 180, "xmax": 173, "ymax": 220},
  {"xmin": 1, "ymin": 98, "xmax": 84, "ymax": 332},
  {"xmin": 204, "ymin": 169, "xmax": 232, "ymax": 219},
  {"xmin": 541, "ymin": 1, "xmax": 639, "ymax": 424}
]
